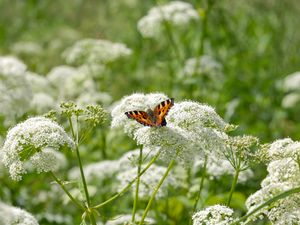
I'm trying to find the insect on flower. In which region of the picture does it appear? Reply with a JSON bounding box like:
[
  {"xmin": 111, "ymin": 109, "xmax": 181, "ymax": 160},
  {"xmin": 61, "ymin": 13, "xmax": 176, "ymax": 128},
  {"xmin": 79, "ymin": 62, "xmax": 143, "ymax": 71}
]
[{"xmin": 125, "ymin": 98, "xmax": 174, "ymax": 127}]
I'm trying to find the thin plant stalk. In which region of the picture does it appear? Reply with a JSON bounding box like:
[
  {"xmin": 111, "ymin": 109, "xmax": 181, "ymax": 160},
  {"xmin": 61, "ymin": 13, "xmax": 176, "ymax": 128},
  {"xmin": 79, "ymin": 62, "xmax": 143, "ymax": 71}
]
[
  {"xmin": 192, "ymin": 155, "xmax": 208, "ymax": 212},
  {"xmin": 138, "ymin": 158, "xmax": 176, "ymax": 225},
  {"xmin": 93, "ymin": 151, "xmax": 161, "ymax": 209},
  {"xmin": 131, "ymin": 146, "xmax": 143, "ymax": 223},
  {"xmin": 69, "ymin": 117, "xmax": 96, "ymax": 225},
  {"xmin": 50, "ymin": 171, "xmax": 84, "ymax": 210},
  {"xmin": 227, "ymin": 167, "xmax": 240, "ymax": 206},
  {"xmin": 230, "ymin": 187, "xmax": 300, "ymax": 225}
]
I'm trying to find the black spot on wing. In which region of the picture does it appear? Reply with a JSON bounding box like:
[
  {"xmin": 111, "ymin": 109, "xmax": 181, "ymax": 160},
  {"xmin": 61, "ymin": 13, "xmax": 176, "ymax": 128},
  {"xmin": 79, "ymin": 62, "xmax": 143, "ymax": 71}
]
[{"xmin": 161, "ymin": 101, "xmax": 165, "ymax": 107}]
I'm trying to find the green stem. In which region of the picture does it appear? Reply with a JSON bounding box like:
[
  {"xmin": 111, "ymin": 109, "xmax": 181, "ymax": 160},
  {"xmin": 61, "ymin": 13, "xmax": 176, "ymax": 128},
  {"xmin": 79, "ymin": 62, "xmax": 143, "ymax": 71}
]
[
  {"xmin": 50, "ymin": 171, "xmax": 84, "ymax": 210},
  {"xmin": 132, "ymin": 146, "xmax": 143, "ymax": 223},
  {"xmin": 138, "ymin": 159, "xmax": 175, "ymax": 225},
  {"xmin": 230, "ymin": 187, "xmax": 300, "ymax": 225},
  {"xmin": 69, "ymin": 117, "xmax": 91, "ymax": 207},
  {"xmin": 93, "ymin": 151, "xmax": 161, "ymax": 209},
  {"xmin": 227, "ymin": 168, "xmax": 240, "ymax": 206},
  {"xmin": 192, "ymin": 155, "xmax": 208, "ymax": 212}
]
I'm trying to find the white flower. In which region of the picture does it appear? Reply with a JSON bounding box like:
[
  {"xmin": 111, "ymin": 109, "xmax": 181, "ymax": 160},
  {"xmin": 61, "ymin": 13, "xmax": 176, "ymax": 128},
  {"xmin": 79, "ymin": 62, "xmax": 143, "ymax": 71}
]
[
  {"xmin": 0, "ymin": 56, "xmax": 32, "ymax": 126},
  {"xmin": 31, "ymin": 93, "xmax": 56, "ymax": 114},
  {"xmin": 0, "ymin": 201, "xmax": 39, "ymax": 225},
  {"xmin": 193, "ymin": 153, "xmax": 253, "ymax": 183},
  {"xmin": 0, "ymin": 56, "xmax": 27, "ymax": 76},
  {"xmin": 117, "ymin": 164, "xmax": 176, "ymax": 199},
  {"xmin": 105, "ymin": 214, "xmax": 155, "ymax": 225},
  {"xmin": 111, "ymin": 93, "xmax": 228, "ymax": 165},
  {"xmin": 63, "ymin": 39, "xmax": 132, "ymax": 65},
  {"xmin": 25, "ymin": 71, "xmax": 50, "ymax": 93},
  {"xmin": 68, "ymin": 160, "xmax": 119, "ymax": 182},
  {"xmin": 137, "ymin": 1, "xmax": 199, "ymax": 38},
  {"xmin": 0, "ymin": 117, "xmax": 74, "ymax": 180},
  {"xmin": 282, "ymin": 71, "xmax": 300, "ymax": 92},
  {"xmin": 192, "ymin": 205, "xmax": 234, "ymax": 225},
  {"xmin": 268, "ymin": 138, "xmax": 300, "ymax": 161},
  {"xmin": 117, "ymin": 147, "xmax": 159, "ymax": 170},
  {"xmin": 282, "ymin": 92, "xmax": 300, "ymax": 108},
  {"xmin": 11, "ymin": 41, "xmax": 42, "ymax": 56},
  {"xmin": 76, "ymin": 91, "xmax": 113, "ymax": 107},
  {"xmin": 182, "ymin": 56, "xmax": 223, "ymax": 78}
]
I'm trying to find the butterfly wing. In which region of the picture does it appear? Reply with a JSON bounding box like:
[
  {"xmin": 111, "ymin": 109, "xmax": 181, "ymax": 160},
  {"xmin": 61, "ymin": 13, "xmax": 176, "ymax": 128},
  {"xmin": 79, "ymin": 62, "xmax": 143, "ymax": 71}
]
[
  {"xmin": 125, "ymin": 111, "xmax": 156, "ymax": 127},
  {"xmin": 153, "ymin": 98, "xmax": 174, "ymax": 126}
]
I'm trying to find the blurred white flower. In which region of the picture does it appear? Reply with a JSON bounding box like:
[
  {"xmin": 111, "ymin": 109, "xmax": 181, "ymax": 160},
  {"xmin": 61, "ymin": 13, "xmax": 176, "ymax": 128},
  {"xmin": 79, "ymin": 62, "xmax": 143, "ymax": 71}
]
[
  {"xmin": 193, "ymin": 153, "xmax": 253, "ymax": 183},
  {"xmin": 137, "ymin": 1, "xmax": 199, "ymax": 38},
  {"xmin": 0, "ymin": 56, "xmax": 27, "ymax": 76},
  {"xmin": 11, "ymin": 41, "xmax": 42, "ymax": 56},
  {"xmin": 117, "ymin": 147, "xmax": 159, "ymax": 170},
  {"xmin": 268, "ymin": 138, "xmax": 300, "ymax": 161},
  {"xmin": 0, "ymin": 202, "xmax": 39, "ymax": 225},
  {"xmin": 182, "ymin": 56, "xmax": 223, "ymax": 78},
  {"xmin": 281, "ymin": 92, "xmax": 300, "ymax": 108},
  {"xmin": 31, "ymin": 93, "xmax": 56, "ymax": 114},
  {"xmin": 0, "ymin": 117, "xmax": 74, "ymax": 180},
  {"xmin": 117, "ymin": 164, "xmax": 176, "ymax": 199},
  {"xmin": 68, "ymin": 160, "xmax": 119, "ymax": 182},
  {"xmin": 25, "ymin": 71, "xmax": 50, "ymax": 93},
  {"xmin": 63, "ymin": 38, "xmax": 132, "ymax": 65},
  {"xmin": 76, "ymin": 91, "xmax": 113, "ymax": 107},
  {"xmin": 282, "ymin": 71, "xmax": 300, "ymax": 92},
  {"xmin": 105, "ymin": 214, "xmax": 155, "ymax": 225},
  {"xmin": 111, "ymin": 93, "xmax": 228, "ymax": 165},
  {"xmin": 192, "ymin": 205, "xmax": 234, "ymax": 225},
  {"xmin": 0, "ymin": 56, "xmax": 32, "ymax": 126}
]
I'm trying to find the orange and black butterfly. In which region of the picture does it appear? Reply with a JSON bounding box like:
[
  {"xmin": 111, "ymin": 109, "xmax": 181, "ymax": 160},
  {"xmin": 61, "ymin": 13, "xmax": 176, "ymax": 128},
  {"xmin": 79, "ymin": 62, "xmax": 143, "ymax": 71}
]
[{"xmin": 125, "ymin": 98, "xmax": 174, "ymax": 127}]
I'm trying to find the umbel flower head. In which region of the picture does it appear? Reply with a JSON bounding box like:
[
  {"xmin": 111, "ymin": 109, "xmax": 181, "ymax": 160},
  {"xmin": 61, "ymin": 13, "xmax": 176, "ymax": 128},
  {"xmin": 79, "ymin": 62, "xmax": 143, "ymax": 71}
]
[
  {"xmin": 0, "ymin": 201, "xmax": 39, "ymax": 225},
  {"xmin": 192, "ymin": 205, "xmax": 234, "ymax": 225},
  {"xmin": 0, "ymin": 117, "xmax": 74, "ymax": 180},
  {"xmin": 111, "ymin": 93, "xmax": 229, "ymax": 165},
  {"xmin": 137, "ymin": 1, "xmax": 199, "ymax": 38},
  {"xmin": 245, "ymin": 138, "xmax": 300, "ymax": 224}
]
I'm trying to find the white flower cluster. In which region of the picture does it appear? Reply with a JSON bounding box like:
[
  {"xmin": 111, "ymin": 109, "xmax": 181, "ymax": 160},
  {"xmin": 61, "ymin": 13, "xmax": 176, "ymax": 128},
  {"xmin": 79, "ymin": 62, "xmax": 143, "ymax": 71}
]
[
  {"xmin": 111, "ymin": 93, "xmax": 229, "ymax": 165},
  {"xmin": 105, "ymin": 214, "xmax": 155, "ymax": 225},
  {"xmin": 63, "ymin": 38, "xmax": 132, "ymax": 65},
  {"xmin": 0, "ymin": 56, "xmax": 32, "ymax": 125},
  {"xmin": 193, "ymin": 153, "xmax": 253, "ymax": 183},
  {"xmin": 117, "ymin": 164, "xmax": 176, "ymax": 199},
  {"xmin": 138, "ymin": 1, "xmax": 199, "ymax": 38},
  {"xmin": 245, "ymin": 138, "xmax": 300, "ymax": 224},
  {"xmin": 0, "ymin": 202, "xmax": 39, "ymax": 225},
  {"xmin": 192, "ymin": 205, "xmax": 234, "ymax": 225},
  {"xmin": 47, "ymin": 65, "xmax": 112, "ymax": 106},
  {"xmin": 182, "ymin": 56, "xmax": 223, "ymax": 78},
  {"xmin": 0, "ymin": 117, "xmax": 74, "ymax": 180},
  {"xmin": 281, "ymin": 71, "xmax": 300, "ymax": 108},
  {"xmin": 11, "ymin": 41, "xmax": 42, "ymax": 57}
]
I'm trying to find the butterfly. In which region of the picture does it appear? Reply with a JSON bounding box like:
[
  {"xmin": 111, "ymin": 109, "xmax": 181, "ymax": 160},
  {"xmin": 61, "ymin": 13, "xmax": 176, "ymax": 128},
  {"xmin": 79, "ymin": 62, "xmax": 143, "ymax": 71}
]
[{"xmin": 125, "ymin": 98, "xmax": 174, "ymax": 127}]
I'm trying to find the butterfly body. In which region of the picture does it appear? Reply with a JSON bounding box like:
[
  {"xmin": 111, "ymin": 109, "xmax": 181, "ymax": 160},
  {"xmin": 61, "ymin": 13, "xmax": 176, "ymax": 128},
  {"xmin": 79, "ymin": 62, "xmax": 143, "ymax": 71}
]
[{"xmin": 125, "ymin": 98, "xmax": 174, "ymax": 127}]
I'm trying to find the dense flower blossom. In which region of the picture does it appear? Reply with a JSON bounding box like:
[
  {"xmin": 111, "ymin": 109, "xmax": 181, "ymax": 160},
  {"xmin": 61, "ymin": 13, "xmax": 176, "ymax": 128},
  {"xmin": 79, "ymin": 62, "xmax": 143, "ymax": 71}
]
[
  {"xmin": 0, "ymin": 56, "xmax": 32, "ymax": 126},
  {"xmin": 63, "ymin": 38, "xmax": 132, "ymax": 65},
  {"xmin": 31, "ymin": 93, "xmax": 56, "ymax": 114},
  {"xmin": 111, "ymin": 93, "xmax": 229, "ymax": 165},
  {"xmin": 192, "ymin": 205, "xmax": 234, "ymax": 225},
  {"xmin": 0, "ymin": 117, "xmax": 74, "ymax": 180},
  {"xmin": 117, "ymin": 164, "xmax": 176, "ymax": 198},
  {"xmin": 245, "ymin": 138, "xmax": 300, "ymax": 224},
  {"xmin": 138, "ymin": 1, "xmax": 199, "ymax": 38},
  {"xmin": 0, "ymin": 202, "xmax": 39, "ymax": 225}
]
